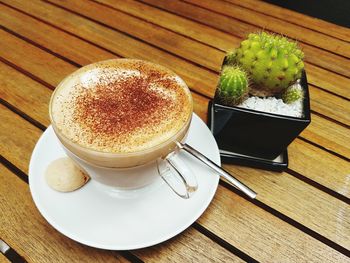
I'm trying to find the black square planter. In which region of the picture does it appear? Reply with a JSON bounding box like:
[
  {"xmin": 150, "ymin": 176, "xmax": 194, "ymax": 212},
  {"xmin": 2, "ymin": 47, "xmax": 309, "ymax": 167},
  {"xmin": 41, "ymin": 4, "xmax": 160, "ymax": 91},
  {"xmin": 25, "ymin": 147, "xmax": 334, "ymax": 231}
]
[{"xmin": 208, "ymin": 70, "xmax": 311, "ymax": 171}]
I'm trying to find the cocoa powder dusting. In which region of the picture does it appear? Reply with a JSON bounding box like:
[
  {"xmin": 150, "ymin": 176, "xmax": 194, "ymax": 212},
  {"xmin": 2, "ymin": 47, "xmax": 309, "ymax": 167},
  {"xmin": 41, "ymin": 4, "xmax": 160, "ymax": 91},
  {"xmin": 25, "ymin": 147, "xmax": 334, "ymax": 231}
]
[
  {"xmin": 52, "ymin": 59, "xmax": 192, "ymax": 153},
  {"xmin": 72, "ymin": 67, "xmax": 179, "ymax": 146}
]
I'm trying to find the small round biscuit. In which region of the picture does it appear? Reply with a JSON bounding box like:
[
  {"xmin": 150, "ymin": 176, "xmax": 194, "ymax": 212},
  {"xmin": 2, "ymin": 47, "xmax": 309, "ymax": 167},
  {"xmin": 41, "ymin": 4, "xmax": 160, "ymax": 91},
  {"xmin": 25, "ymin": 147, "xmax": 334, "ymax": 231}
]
[{"xmin": 45, "ymin": 157, "xmax": 90, "ymax": 192}]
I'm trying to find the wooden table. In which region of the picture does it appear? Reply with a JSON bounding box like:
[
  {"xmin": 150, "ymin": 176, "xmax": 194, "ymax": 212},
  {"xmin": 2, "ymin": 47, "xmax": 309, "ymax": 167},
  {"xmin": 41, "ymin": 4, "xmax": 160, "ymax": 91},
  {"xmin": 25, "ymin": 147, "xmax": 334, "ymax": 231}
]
[{"xmin": 1, "ymin": 0, "xmax": 349, "ymax": 262}]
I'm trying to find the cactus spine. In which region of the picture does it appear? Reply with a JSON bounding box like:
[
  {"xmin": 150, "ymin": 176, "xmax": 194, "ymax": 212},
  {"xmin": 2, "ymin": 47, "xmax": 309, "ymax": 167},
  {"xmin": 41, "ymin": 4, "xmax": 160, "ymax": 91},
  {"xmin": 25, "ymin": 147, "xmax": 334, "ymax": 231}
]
[
  {"xmin": 231, "ymin": 32, "xmax": 304, "ymax": 97},
  {"xmin": 282, "ymin": 82, "xmax": 304, "ymax": 104},
  {"xmin": 215, "ymin": 65, "xmax": 249, "ymax": 106}
]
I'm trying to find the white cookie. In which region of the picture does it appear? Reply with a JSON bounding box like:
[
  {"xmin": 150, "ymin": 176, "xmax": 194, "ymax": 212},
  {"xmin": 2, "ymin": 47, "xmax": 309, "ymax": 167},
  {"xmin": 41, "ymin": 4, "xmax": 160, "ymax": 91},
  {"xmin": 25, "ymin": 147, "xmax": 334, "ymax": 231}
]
[{"xmin": 45, "ymin": 157, "xmax": 90, "ymax": 192}]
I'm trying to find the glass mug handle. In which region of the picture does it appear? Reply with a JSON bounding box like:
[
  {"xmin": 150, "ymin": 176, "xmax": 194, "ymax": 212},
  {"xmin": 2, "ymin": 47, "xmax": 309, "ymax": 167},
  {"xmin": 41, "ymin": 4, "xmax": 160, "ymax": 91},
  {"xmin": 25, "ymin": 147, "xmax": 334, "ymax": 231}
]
[{"xmin": 157, "ymin": 149, "xmax": 198, "ymax": 199}]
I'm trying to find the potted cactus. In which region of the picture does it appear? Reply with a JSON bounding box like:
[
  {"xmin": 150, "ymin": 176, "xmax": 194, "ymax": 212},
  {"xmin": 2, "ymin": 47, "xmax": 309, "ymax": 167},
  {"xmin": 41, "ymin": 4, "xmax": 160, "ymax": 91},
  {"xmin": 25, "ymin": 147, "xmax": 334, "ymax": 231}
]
[{"xmin": 208, "ymin": 32, "xmax": 311, "ymax": 171}]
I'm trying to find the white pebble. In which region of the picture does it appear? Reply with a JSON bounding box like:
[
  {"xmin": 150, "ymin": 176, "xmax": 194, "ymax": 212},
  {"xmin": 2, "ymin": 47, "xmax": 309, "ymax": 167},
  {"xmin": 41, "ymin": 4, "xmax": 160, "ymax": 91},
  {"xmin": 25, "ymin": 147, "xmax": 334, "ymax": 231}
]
[{"xmin": 238, "ymin": 96, "xmax": 303, "ymax": 118}]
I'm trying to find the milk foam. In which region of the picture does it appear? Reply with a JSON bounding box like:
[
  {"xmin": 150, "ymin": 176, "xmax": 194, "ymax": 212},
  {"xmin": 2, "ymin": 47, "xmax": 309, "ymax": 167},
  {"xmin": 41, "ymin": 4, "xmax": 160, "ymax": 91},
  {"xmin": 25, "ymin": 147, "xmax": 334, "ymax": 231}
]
[{"xmin": 50, "ymin": 59, "xmax": 192, "ymax": 154}]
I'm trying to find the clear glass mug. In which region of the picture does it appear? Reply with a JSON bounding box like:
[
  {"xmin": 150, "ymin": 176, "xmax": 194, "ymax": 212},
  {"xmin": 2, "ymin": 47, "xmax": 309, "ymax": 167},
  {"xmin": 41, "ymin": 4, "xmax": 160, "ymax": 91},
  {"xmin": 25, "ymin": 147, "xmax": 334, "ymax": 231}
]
[{"xmin": 49, "ymin": 59, "xmax": 197, "ymax": 199}]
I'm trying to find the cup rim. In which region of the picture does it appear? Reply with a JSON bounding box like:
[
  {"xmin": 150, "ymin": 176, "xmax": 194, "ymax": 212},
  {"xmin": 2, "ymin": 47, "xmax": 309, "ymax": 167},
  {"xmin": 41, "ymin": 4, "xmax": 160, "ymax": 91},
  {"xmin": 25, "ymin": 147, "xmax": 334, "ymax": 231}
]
[{"xmin": 49, "ymin": 58, "xmax": 193, "ymax": 158}]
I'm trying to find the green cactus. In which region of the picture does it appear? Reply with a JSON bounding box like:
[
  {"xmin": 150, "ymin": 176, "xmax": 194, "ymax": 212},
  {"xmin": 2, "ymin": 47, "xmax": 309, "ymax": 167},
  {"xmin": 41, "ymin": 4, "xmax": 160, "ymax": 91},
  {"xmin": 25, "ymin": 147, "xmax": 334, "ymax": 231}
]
[
  {"xmin": 224, "ymin": 50, "xmax": 237, "ymax": 65},
  {"xmin": 282, "ymin": 83, "xmax": 304, "ymax": 104},
  {"xmin": 232, "ymin": 32, "xmax": 304, "ymax": 97},
  {"xmin": 215, "ymin": 65, "xmax": 249, "ymax": 106}
]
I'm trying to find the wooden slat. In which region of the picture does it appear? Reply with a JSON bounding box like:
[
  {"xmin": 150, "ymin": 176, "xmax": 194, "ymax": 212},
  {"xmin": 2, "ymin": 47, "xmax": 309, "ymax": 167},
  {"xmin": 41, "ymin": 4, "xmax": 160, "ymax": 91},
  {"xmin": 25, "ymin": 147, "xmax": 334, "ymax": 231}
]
[
  {"xmin": 309, "ymin": 86, "xmax": 350, "ymax": 127},
  {"xmin": 49, "ymin": 0, "xmax": 350, "ymax": 96},
  {"xmin": 225, "ymin": 0, "xmax": 350, "ymax": 42},
  {"xmin": 301, "ymin": 114, "xmax": 350, "ymax": 159},
  {"xmin": 0, "ymin": 104, "xmax": 42, "ymax": 172},
  {"xmin": 1, "ymin": 101, "xmax": 348, "ymax": 262},
  {"xmin": 184, "ymin": 0, "xmax": 350, "ymax": 58},
  {"xmin": 139, "ymin": 0, "xmax": 350, "ymax": 80},
  {"xmin": 0, "ymin": 62, "xmax": 51, "ymax": 127},
  {"xmin": 0, "ymin": 30, "xmax": 76, "ymax": 87},
  {"xmin": 0, "ymin": 253, "xmax": 10, "ymax": 263},
  {"xmin": 0, "ymin": 167, "xmax": 128, "ymax": 262},
  {"xmin": 288, "ymin": 139, "xmax": 350, "ymax": 198},
  {"xmin": 134, "ymin": 227, "xmax": 244, "ymax": 262},
  {"xmin": 305, "ymin": 63, "xmax": 350, "ymax": 99}
]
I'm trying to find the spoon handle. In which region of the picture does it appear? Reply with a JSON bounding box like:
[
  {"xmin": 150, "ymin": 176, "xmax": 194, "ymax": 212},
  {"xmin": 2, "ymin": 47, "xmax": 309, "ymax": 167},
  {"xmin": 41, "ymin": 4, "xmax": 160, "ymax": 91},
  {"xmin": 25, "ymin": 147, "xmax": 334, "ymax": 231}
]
[{"xmin": 176, "ymin": 142, "xmax": 257, "ymax": 199}]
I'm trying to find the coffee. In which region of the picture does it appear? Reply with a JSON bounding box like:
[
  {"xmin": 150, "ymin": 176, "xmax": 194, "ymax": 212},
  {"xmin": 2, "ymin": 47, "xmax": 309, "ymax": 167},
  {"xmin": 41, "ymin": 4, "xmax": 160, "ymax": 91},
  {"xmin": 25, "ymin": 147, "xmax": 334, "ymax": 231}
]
[{"xmin": 50, "ymin": 59, "xmax": 193, "ymax": 168}]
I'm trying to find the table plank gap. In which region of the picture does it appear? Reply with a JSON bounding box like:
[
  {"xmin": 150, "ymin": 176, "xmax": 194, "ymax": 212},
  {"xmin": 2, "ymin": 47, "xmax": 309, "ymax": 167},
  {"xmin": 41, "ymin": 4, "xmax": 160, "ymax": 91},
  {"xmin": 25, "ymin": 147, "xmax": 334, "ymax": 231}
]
[
  {"xmin": 0, "ymin": 98, "xmax": 46, "ymax": 131},
  {"xmin": 297, "ymin": 136, "xmax": 350, "ymax": 163},
  {"xmin": 285, "ymin": 168, "xmax": 350, "ymax": 205},
  {"xmin": 118, "ymin": 252, "xmax": 144, "ymax": 263},
  {"xmin": 311, "ymin": 110, "xmax": 349, "ymax": 129},
  {"xmin": 0, "ymin": 26, "xmax": 80, "ymax": 68},
  {"xmin": 0, "ymin": 239, "xmax": 25, "ymax": 263},
  {"xmin": 0, "ymin": 56, "xmax": 54, "ymax": 90},
  {"xmin": 192, "ymin": 223, "xmax": 258, "ymax": 263},
  {"xmin": 0, "ymin": 155, "xmax": 29, "ymax": 183},
  {"xmin": 1, "ymin": 247, "xmax": 25, "ymax": 263}
]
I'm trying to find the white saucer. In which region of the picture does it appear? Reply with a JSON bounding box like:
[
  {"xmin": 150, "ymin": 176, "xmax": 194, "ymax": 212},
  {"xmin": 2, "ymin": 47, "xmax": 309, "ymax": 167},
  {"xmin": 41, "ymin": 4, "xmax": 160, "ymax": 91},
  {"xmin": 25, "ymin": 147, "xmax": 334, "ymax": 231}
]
[{"xmin": 29, "ymin": 114, "xmax": 220, "ymax": 250}]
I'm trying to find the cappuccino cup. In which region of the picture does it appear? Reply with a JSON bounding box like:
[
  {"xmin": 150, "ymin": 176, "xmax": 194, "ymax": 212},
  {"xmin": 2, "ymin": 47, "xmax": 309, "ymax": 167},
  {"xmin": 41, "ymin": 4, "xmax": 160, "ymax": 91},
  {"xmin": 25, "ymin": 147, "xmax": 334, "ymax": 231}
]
[{"xmin": 49, "ymin": 59, "xmax": 197, "ymax": 198}]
